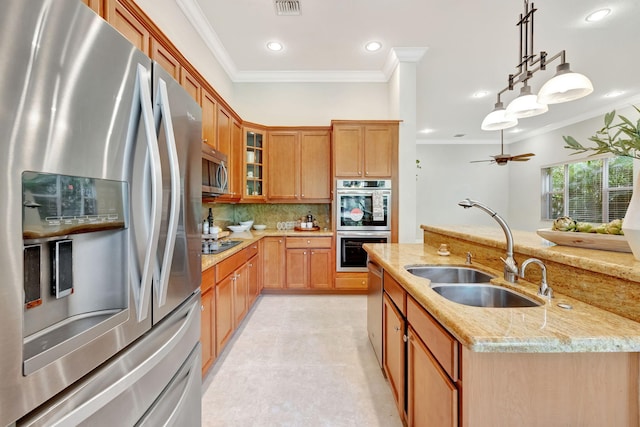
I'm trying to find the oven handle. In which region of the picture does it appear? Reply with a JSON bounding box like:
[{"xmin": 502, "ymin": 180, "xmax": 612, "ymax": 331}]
[
  {"xmin": 337, "ymin": 231, "xmax": 391, "ymax": 238},
  {"xmin": 336, "ymin": 189, "xmax": 391, "ymax": 196}
]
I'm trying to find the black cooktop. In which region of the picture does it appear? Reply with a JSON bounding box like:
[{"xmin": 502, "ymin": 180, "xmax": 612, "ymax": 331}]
[{"xmin": 204, "ymin": 239, "xmax": 242, "ymax": 255}]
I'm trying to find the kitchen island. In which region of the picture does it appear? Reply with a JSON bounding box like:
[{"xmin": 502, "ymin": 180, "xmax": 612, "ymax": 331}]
[{"xmin": 364, "ymin": 225, "xmax": 640, "ymax": 426}]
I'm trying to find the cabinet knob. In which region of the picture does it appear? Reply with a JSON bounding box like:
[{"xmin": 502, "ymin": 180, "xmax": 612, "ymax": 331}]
[
  {"xmin": 403, "ymin": 334, "xmax": 408, "ymax": 343},
  {"xmin": 201, "ymin": 305, "xmax": 204, "ymax": 312},
  {"xmin": 304, "ymin": 251, "xmax": 307, "ymax": 255},
  {"xmin": 301, "ymin": 194, "xmax": 305, "ymax": 198}
]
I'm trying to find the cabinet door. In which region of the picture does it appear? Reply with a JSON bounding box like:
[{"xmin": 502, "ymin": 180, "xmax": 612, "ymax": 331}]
[
  {"xmin": 201, "ymin": 90, "xmax": 217, "ymax": 149},
  {"xmin": 407, "ymin": 327, "xmax": 458, "ymax": 427},
  {"xmin": 215, "ymin": 275, "xmax": 234, "ymax": 356},
  {"xmin": 300, "ymin": 130, "xmax": 331, "ymax": 200},
  {"xmin": 200, "ymin": 288, "xmax": 214, "ymax": 375},
  {"xmin": 263, "ymin": 237, "xmax": 285, "ymax": 289},
  {"xmin": 364, "ymin": 125, "xmax": 393, "ymax": 177},
  {"xmin": 106, "ymin": 0, "xmax": 149, "ymax": 53},
  {"xmin": 286, "ymin": 249, "xmax": 308, "ymax": 289},
  {"xmin": 268, "ymin": 131, "xmax": 299, "ymax": 200},
  {"xmin": 309, "ymin": 249, "xmax": 332, "ymax": 289},
  {"xmin": 333, "ymin": 125, "xmax": 363, "ymax": 177},
  {"xmin": 180, "ymin": 67, "xmax": 201, "ymax": 104},
  {"xmin": 247, "ymin": 254, "xmax": 260, "ymax": 306},
  {"xmin": 383, "ymin": 293, "xmax": 405, "ymax": 419},
  {"xmin": 82, "ymin": 0, "xmax": 102, "ymax": 15},
  {"xmin": 151, "ymin": 38, "xmax": 180, "ymax": 81},
  {"xmin": 233, "ymin": 268, "xmax": 248, "ymax": 326},
  {"xmin": 217, "ymin": 106, "xmax": 231, "ymax": 157},
  {"xmin": 229, "ymin": 119, "xmax": 243, "ymax": 200}
]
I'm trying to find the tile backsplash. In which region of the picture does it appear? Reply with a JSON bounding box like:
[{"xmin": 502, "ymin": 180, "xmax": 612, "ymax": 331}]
[{"xmin": 202, "ymin": 203, "xmax": 331, "ymax": 230}]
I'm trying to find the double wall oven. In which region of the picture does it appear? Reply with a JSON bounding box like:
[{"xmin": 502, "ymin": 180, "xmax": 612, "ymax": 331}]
[{"xmin": 336, "ymin": 180, "xmax": 391, "ymax": 272}]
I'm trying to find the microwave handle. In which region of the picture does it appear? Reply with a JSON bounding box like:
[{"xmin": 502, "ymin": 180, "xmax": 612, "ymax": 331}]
[{"xmin": 217, "ymin": 162, "xmax": 228, "ymax": 192}]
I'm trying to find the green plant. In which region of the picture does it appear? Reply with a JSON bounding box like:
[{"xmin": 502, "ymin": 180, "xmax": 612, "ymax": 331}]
[{"xmin": 563, "ymin": 106, "xmax": 640, "ymax": 159}]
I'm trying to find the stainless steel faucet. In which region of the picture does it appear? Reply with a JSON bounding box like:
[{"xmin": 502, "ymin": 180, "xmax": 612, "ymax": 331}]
[
  {"xmin": 458, "ymin": 198, "xmax": 518, "ymax": 283},
  {"xmin": 520, "ymin": 258, "xmax": 553, "ymax": 299}
]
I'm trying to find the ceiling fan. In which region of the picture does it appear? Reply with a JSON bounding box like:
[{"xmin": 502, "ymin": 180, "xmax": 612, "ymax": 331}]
[{"xmin": 471, "ymin": 130, "xmax": 535, "ymax": 166}]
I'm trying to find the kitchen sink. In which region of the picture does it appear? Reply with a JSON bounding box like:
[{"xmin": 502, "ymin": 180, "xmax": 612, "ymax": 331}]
[
  {"xmin": 405, "ymin": 265, "xmax": 495, "ymax": 283},
  {"xmin": 431, "ymin": 284, "xmax": 541, "ymax": 308}
]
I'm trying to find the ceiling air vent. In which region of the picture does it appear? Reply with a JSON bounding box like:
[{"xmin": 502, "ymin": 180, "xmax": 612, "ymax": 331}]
[{"xmin": 274, "ymin": 0, "xmax": 301, "ymax": 16}]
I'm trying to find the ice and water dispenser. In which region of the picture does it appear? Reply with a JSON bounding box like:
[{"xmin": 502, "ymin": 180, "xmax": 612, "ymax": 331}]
[{"xmin": 22, "ymin": 172, "xmax": 129, "ymax": 374}]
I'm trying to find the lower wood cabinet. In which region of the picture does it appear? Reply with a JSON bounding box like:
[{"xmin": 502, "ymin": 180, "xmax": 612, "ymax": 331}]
[
  {"xmin": 383, "ymin": 292, "xmax": 406, "ymax": 420},
  {"xmin": 407, "ymin": 326, "xmax": 458, "ymax": 427},
  {"xmin": 262, "ymin": 237, "xmax": 285, "ymax": 289},
  {"xmin": 285, "ymin": 237, "xmax": 333, "ymax": 289},
  {"xmin": 247, "ymin": 253, "xmax": 260, "ymax": 306},
  {"xmin": 215, "ymin": 273, "xmax": 234, "ymax": 357},
  {"xmin": 200, "ymin": 266, "xmax": 216, "ymax": 375}
]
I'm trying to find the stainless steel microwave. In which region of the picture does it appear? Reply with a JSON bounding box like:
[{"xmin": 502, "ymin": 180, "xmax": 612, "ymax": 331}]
[{"xmin": 202, "ymin": 144, "xmax": 229, "ymax": 197}]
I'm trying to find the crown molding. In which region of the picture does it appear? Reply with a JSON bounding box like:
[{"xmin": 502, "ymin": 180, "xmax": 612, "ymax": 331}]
[{"xmin": 176, "ymin": 0, "xmax": 427, "ymax": 83}]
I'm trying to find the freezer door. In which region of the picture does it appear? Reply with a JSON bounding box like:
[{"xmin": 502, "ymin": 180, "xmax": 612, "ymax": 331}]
[
  {"xmin": 17, "ymin": 293, "xmax": 202, "ymax": 427},
  {"xmin": 151, "ymin": 63, "xmax": 202, "ymax": 324}
]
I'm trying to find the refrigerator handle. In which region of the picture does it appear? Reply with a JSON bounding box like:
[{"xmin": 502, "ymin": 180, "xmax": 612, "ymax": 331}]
[
  {"xmin": 132, "ymin": 63, "xmax": 163, "ymax": 322},
  {"xmin": 153, "ymin": 78, "xmax": 180, "ymax": 307}
]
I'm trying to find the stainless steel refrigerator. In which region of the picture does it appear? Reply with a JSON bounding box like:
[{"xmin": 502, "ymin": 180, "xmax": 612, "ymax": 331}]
[{"xmin": 0, "ymin": 1, "xmax": 202, "ymax": 425}]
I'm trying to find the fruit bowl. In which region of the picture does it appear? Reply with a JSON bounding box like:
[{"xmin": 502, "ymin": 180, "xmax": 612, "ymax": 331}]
[
  {"xmin": 239, "ymin": 220, "xmax": 254, "ymax": 228},
  {"xmin": 253, "ymin": 224, "xmax": 267, "ymax": 230}
]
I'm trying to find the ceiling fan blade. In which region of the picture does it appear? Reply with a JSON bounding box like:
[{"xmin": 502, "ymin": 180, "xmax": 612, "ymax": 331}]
[
  {"xmin": 510, "ymin": 157, "xmax": 531, "ymax": 162},
  {"xmin": 470, "ymin": 159, "xmax": 494, "ymax": 163},
  {"xmin": 511, "ymin": 153, "xmax": 535, "ymax": 160}
]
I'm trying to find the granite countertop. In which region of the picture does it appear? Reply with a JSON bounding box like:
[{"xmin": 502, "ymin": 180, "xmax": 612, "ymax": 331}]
[
  {"xmin": 365, "ymin": 242, "xmax": 640, "ymax": 353},
  {"xmin": 201, "ymin": 229, "xmax": 334, "ymax": 271},
  {"xmin": 423, "ymin": 225, "xmax": 640, "ymax": 282}
]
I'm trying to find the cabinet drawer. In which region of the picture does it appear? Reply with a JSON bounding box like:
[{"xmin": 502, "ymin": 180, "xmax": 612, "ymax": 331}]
[
  {"xmin": 244, "ymin": 242, "xmax": 259, "ymax": 259},
  {"xmin": 286, "ymin": 236, "xmax": 332, "ymax": 249},
  {"xmin": 383, "ymin": 271, "xmax": 406, "ymax": 315},
  {"xmin": 201, "ymin": 266, "xmax": 216, "ymax": 293},
  {"xmin": 334, "ymin": 276, "xmax": 367, "ymax": 290},
  {"xmin": 215, "ymin": 249, "xmax": 247, "ymax": 282},
  {"xmin": 407, "ymin": 296, "xmax": 458, "ymax": 381}
]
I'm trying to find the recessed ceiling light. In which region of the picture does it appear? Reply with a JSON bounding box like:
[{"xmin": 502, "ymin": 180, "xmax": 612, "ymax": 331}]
[
  {"xmin": 509, "ymin": 128, "xmax": 523, "ymax": 133},
  {"xmin": 420, "ymin": 128, "xmax": 434, "ymax": 134},
  {"xmin": 586, "ymin": 8, "xmax": 611, "ymax": 22},
  {"xmin": 472, "ymin": 91, "xmax": 489, "ymax": 99},
  {"xmin": 604, "ymin": 90, "xmax": 624, "ymax": 98},
  {"xmin": 365, "ymin": 41, "xmax": 382, "ymax": 52},
  {"xmin": 267, "ymin": 41, "xmax": 283, "ymax": 51}
]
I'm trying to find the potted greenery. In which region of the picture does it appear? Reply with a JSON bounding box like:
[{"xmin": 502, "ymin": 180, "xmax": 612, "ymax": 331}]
[{"xmin": 563, "ymin": 106, "xmax": 640, "ymax": 259}]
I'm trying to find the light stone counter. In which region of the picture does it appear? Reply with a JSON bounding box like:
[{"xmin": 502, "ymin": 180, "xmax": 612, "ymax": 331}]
[
  {"xmin": 201, "ymin": 229, "xmax": 333, "ymax": 271},
  {"xmin": 364, "ymin": 241, "xmax": 640, "ymax": 353}
]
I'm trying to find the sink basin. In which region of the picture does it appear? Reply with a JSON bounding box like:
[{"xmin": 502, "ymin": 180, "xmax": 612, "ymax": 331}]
[
  {"xmin": 405, "ymin": 265, "xmax": 494, "ymax": 283},
  {"xmin": 431, "ymin": 284, "xmax": 541, "ymax": 308}
]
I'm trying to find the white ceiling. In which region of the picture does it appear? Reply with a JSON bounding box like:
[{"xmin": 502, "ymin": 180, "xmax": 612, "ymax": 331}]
[{"xmin": 178, "ymin": 0, "xmax": 640, "ymax": 144}]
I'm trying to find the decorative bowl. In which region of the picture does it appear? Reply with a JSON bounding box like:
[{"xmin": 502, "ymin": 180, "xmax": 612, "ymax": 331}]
[
  {"xmin": 239, "ymin": 220, "xmax": 254, "ymax": 228},
  {"xmin": 253, "ymin": 224, "xmax": 267, "ymax": 230},
  {"xmin": 228, "ymin": 225, "xmax": 249, "ymax": 233}
]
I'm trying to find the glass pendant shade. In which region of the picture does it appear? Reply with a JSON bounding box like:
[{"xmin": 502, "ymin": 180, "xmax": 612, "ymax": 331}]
[
  {"xmin": 537, "ymin": 62, "xmax": 594, "ymax": 104},
  {"xmin": 481, "ymin": 101, "xmax": 518, "ymax": 131},
  {"xmin": 506, "ymin": 84, "xmax": 548, "ymax": 118}
]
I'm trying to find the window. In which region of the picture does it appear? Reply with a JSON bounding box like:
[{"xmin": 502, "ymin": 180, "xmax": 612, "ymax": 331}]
[{"xmin": 542, "ymin": 156, "xmax": 633, "ymax": 222}]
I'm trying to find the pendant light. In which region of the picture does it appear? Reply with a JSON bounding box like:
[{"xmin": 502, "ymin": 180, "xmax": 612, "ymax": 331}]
[
  {"xmin": 506, "ymin": 83, "xmax": 548, "ymax": 118},
  {"xmin": 480, "ymin": 1, "xmax": 593, "ymax": 130},
  {"xmin": 481, "ymin": 101, "xmax": 518, "ymax": 131},
  {"xmin": 537, "ymin": 62, "xmax": 594, "ymax": 104}
]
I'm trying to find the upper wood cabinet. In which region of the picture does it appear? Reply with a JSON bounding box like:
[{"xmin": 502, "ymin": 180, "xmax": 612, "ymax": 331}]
[
  {"xmin": 106, "ymin": 0, "xmax": 150, "ymax": 53},
  {"xmin": 267, "ymin": 128, "xmax": 331, "ymax": 202},
  {"xmin": 201, "ymin": 90, "xmax": 217, "ymax": 149},
  {"xmin": 180, "ymin": 67, "xmax": 201, "ymax": 104},
  {"xmin": 332, "ymin": 121, "xmax": 399, "ymax": 178},
  {"xmin": 151, "ymin": 38, "xmax": 180, "ymax": 81},
  {"xmin": 243, "ymin": 126, "xmax": 266, "ymax": 201},
  {"xmin": 81, "ymin": 0, "xmax": 103, "ymax": 15}
]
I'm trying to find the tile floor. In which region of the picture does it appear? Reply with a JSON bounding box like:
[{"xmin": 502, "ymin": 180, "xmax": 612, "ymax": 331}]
[{"xmin": 201, "ymin": 294, "xmax": 403, "ymax": 427}]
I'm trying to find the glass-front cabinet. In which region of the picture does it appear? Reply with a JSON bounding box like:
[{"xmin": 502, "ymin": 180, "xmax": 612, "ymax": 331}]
[{"xmin": 244, "ymin": 126, "xmax": 265, "ymax": 200}]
